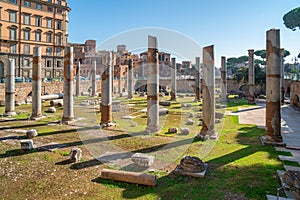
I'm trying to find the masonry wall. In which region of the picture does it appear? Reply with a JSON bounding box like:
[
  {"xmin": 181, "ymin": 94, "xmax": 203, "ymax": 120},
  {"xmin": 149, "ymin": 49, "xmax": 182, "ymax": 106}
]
[{"xmin": 290, "ymin": 81, "xmax": 300, "ymax": 108}]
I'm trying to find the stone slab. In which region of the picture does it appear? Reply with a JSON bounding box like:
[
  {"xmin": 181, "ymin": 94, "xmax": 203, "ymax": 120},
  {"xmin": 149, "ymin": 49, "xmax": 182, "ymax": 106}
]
[
  {"xmin": 266, "ymin": 195, "xmax": 294, "ymax": 200},
  {"xmin": 175, "ymin": 163, "xmax": 208, "ymax": 178}
]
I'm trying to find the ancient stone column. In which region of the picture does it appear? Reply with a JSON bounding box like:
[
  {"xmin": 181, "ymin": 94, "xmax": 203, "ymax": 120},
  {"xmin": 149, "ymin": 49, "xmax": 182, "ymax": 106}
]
[
  {"xmin": 221, "ymin": 56, "xmax": 227, "ymax": 102},
  {"xmin": 198, "ymin": 45, "xmax": 216, "ymax": 139},
  {"xmin": 62, "ymin": 47, "xmax": 74, "ymax": 123},
  {"xmin": 265, "ymin": 29, "xmax": 283, "ymax": 144},
  {"xmin": 170, "ymin": 57, "xmax": 177, "ymax": 101},
  {"xmin": 127, "ymin": 59, "xmax": 133, "ymax": 99},
  {"xmin": 194, "ymin": 57, "xmax": 201, "ymax": 102},
  {"xmin": 101, "ymin": 52, "xmax": 113, "ymax": 126},
  {"xmin": 75, "ymin": 61, "xmax": 80, "ymax": 97},
  {"xmin": 91, "ymin": 59, "xmax": 97, "ymax": 96},
  {"xmin": 280, "ymin": 48, "xmax": 285, "ymax": 105},
  {"xmin": 4, "ymin": 59, "xmax": 16, "ymax": 116},
  {"xmin": 31, "ymin": 47, "xmax": 42, "ymax": 119},
  {"xmin": 146, "ymin": 35, "xmax": 160, "ymax": 132},
  {"xmin": 248, "ymin": 49, "xmax": 255, "ymax": 104}
]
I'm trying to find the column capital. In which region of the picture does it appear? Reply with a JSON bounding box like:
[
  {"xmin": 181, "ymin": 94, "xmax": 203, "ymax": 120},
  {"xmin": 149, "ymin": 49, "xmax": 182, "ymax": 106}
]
[{"xmin": 248, "ymin": 49, "xmax": 254, "ymax": 57}]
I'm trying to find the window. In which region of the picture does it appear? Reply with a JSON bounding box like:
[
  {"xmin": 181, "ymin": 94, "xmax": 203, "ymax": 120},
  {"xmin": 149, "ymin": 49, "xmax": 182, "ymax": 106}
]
[
  {"xmin": 46, "ymin": 47, "xmax": 52, "ymax": 56},
  {"xmin": 48, "ymin": 6, "xmax": 53, "ymax": 12},
  {"xmin": 57, "ymin": 9, "xmax": 62, "ymax": 14},
  {"xmin": 48, "ymin": 0, "xmax": 52, "ymax": 2},
  {"xmin": 24, "ymin": 29, "xmax": 30, "ymax": 40},
  {"xmin": 36, "ymin": 31, "xmax": 41, "ymax": 41},
  {"xmin": 36, "ymin": 4, "xmax": 42, "ymax": 10},
  {"xmin": 57, "ymin": 0, "xmax": 61, "ymax": 5},
  {"xmin": 46, "ymin": 32, "xmax": 52, "ymax": 42},
  {"xmin": 9, "ymin": 11, "xmax": 17, "ymax": 23},
  {"xmin": 56, "ymin": 47, "xmax": 61, "ymax": 56},
  {"xmin": 46, "ymin": 18, "xmax": 52, "ymax": 28},
  {"xmin": 10, "ymin": 27, "xmax": 17, "ymax": 40},
  {"xmin": 24, "ymin": 45, "xmax": 30, "ymax": 54},
  {"xmin": 10, "ymin": 44, "xmax": 16, "ymax": 53},
  {"xmin": 46, "ymin": 60, "xmax": 51, "ymax": 67},
  {"xmin": 24, "ymin": 1, "xmax": 30, "ymax": 7},
  {"xmin": 36, "ymin": 16, "xmax": 42, "ymax": 27},
  {"xmin": 24, "ymin": 59, "xmax": 29, "ymax": 67},
  {"xmin": 57, "ymin": 60, "xmax": 62, "ymax": 67},
  {"xmin": 24, "ymin": 14, "xmax": 30, "ymax": 25},
  {"xmin": 56, "ymin": 34, "xmax": 61, "ymax": 45},
  {"xmin": 56, "ymin": 20, "xmax": 62, "ymax": 30},
  {"xmin": 9, "ymin": 0, "xmax": 16, "ymax": 3}
]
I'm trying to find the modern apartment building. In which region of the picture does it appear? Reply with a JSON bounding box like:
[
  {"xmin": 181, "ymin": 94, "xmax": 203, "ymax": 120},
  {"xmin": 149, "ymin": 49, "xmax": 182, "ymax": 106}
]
[{"xmin": 0, "ymin": 0, "xmax": 70, "ymax": 80}]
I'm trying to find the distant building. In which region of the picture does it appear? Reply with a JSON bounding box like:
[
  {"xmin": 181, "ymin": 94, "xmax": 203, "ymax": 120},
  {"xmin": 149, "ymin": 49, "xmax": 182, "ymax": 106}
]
[{"xmin": 0, "ymin": 0, "xmax": 71, "ymax": 79}]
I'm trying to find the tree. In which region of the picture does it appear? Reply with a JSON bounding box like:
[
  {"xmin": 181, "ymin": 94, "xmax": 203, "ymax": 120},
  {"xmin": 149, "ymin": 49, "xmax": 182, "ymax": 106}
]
[
  {"xmin": 233, "ymin": 66, "xmax": 248, "ymax": 84},
  {"xmin": 297, "ymin": 53, "xmax": 300, "ymax": 59},
  {"xmin": 254, "ymin": 50, "xmax": 266, "ymax": 61},
  {"xmin": 283, "ymin": 7, "xmax": 300, "ymax": 31},
  {"xmin": 283, "ymin": 50, "xmax": 291, "ymax": 57}
]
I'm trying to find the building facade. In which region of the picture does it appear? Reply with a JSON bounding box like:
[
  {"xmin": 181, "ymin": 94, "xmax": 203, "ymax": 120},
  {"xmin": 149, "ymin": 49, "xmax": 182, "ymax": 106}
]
[{"xmin": 0, "ymin": 0, "xmax": 70, "ymax": 80}]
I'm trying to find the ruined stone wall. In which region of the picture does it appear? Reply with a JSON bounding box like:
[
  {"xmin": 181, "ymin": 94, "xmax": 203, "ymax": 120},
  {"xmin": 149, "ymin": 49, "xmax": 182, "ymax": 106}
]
[{"xmin": 290, "ymin": 81, "xmax": 300, "ymax": 107}]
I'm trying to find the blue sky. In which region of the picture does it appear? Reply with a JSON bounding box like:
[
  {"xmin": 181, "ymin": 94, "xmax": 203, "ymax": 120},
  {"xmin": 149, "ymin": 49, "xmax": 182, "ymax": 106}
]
[{"xmin": 68, "ymin": 0, "xmax": 300, "ymax": 66}]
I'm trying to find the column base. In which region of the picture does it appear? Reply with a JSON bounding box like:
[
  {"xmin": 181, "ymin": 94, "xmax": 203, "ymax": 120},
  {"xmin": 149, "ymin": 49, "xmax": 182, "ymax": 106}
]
[
  {"xmin": 3, "ymin": 111, "xmax": 17, "ymax": 117},
  {"xmin": 62, "ymin": 117, "xmax": 75, "ymax": 125},
  {"xmin": 30, "ymin": 115, "xmax": 46, "ymax": 121},
  {"xmin": 146, "ymin": 126, "xmax": 160, "ymax": 133},
  {"xmin": 260, "ymin": 136, "xmax": 285, "ymax": 146},
  {"xmin": 196, "ymin": 130, "xmax": 219, "ymax": 141}
]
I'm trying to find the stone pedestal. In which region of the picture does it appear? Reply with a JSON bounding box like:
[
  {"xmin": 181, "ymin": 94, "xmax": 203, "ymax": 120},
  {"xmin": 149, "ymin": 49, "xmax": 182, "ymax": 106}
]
[
  {"xmin": 4, "ymin": 59, "xmax": 16, "ymax": 117},
  {"xmin": 248, "ymin": 49, "xmax": 255, "ymax": 104},
  {"xmin": 31, "ymin": 47, "xmax": 43, "ymax": 120},
  {"xmin": 264, "ymin": 29, "xmax": 283, "ymax": 144},
  {"xmin": 146, "ymin": 35, "xmax": 160, "ymax": 132},
  {"xmin": 62, "ymin": 47, "xmax": 74, "ymax": 124}
]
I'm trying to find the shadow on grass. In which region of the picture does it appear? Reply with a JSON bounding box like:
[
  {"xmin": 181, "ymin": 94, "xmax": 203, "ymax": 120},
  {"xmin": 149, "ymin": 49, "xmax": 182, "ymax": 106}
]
[{"xmin": 0, "ymin": 122, "xmax": 48, "ymax": 130}]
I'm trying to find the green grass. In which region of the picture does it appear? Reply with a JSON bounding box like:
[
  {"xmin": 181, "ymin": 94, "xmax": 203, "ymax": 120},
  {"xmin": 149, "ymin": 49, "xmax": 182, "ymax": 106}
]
[{"xmin": 0, "ymin": 96, "xmax": 288, "ymax": 199}]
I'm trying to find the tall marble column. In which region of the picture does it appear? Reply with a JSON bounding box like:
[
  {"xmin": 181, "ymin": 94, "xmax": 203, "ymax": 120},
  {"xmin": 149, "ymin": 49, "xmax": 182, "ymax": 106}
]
[
  {"xmin": 264, "ymin": 29, "xmax": 283, "ymax": 145},
  {"xmin": 146, "ymin": 35, "xmax": 160, "ymax": 132},
  {"xmin": 194, "ymin": 57, "xmax": 201, "ymax": 102},
  {"xmin": 75, "ymin": 61, "xmax": 80, "ymax": 97},
  {"xmin": 280, "ymin": 48, "xmax": 285, "ymax": 105},
  {"xmin": 91, "ymin": 59, "xmax": 97, "ymax": 96},
  {"xmin": 101, "ymin": 52, "xmax": 113, "ymax": 126},
  {"xmin": 31, "ymin": 47, "xmax": 42, "ymax": 119},
  {"xmin": 62, "ymin": 47, "xmax": 74, "ymax": 123},
  {"xmin": 4, "ymin": 59, "xmax": 16, "ymax": 116},
  {"xmin": 170, "ymin": 58, "xmax": 177, "ymax": 101},
  {"xmin": 248, "ymin": 49, "xmax": 255, "ymax": 104},
  {"xmin": 198, "ymin": 45, "xmax": 216, "ymax": 139},
  {"xmin": 221, "ymin": 56, "xmax": 227, "ymax": 102},
  {"xmin": 127, "ymin": 59, "xmax": 133, "ymax": 99}
]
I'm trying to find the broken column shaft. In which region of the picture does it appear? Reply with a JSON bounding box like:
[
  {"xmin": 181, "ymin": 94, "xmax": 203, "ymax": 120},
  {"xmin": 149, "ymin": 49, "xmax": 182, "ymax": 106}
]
[
  {"xmin": 248, "ymin": 49, "xmax": 255, "ymax": 104},
  {"xmin": 280, "ymin": 48, "xmax": 285, "ymax": 105},
  {"xmin": 195, "ymin": 57, "xmax": 201, "ymax": 102},
  {"xmin": 170, "ymin": 57, "xmax": 177, "ymax": 101},
  {"xmin": 265, "ymin": 29, "xmax": 283, "ymax": 144},
  {"xmin": 75, "ymin": 61, "xmax": 80, "ymax": 97},
  {"xmin": 146, "ymin": 35, "xmax": 160, "ymax": 132},
  {"xmin": 92, "ymin": 59, "xmax": 97, "ymax": 96},
  {"xmin": 101, "ymin": 52, "xmax": 113, "ymax": 126},
  {"xmin": 31, "ymin": 47, "xmax": 42, "ymax": 119},
  {"xmin": 4, "ymin": 59, "xmax": 16, "ymax": 116},
  {"xmin": 127, "ymin": 59, "xmax": 133, "ymax": 99},
  {"xmin": 199, "ymin": 45, "xmax": 216, "ymax": 139},
  {"xmin": 62, "ymin": 46, "xmax": 74, "ymax": 123},
  {"xmin": 221, "ymin": 56, "xmax": 227, "ymax": 102}
]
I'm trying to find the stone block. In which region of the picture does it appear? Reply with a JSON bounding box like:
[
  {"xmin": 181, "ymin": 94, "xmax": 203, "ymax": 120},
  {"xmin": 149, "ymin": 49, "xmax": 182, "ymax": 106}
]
[
  {"xmin": 112, "ymin": 101, "xmax": 121, "ymax": 112},
  {"xmin": 70, "ymin": 148, "xmax": 82, "ymax": 162},
  {"xmin": 131, "ymin": 153, "xmax": 154, "ymax": 167},
  {"xmin": 180, "ymin": 128, "xmax": 190, "ymax": 135},
  {"xmin": 188, "ymin": 113, "xmax": 194, "ymax": 118},
  {"xmin": 26, "ymin": 129, "xmax": 38, "ymax": 139},
  {"xmin": 186, "ymin": 119, "xmax": 194, "ymax": 125},
  {"xmin": 130, "ymin": 122, "xmax": 137, "ymax": 127},
  {"xmin": 168, "ymin": 128, "xmax": 178, "ymax": 134},
  {"xmin": 186, "ymin": 104, "xmax": 192, "ymax": 107},
  {"xmin": 20, "ymin": 140, "xmax": 34, "ymax": 150},
  {"xmin": 81, "ymin": 92, "xmax": 90, "ymax": 96},
  {"xmin": 159, "ymin": 101, "xmax": 171, "ymax": 106},
  {"xmin": 48, "ymin": 107, "xmax": 56, "ymax": 113},
  {"xmin": 159, "ymin": 108, "xmax": 169, "ymax": 116},
  {"xmin": 80, "ymin": 100, "xmax": 90, "ymax": 106},
  {"xmin": 215, "ymin": 112, "xmax": 224, "ymax": 119},
  {"xmin": 196, "ymin": 113, "xmax": 202, "ymax": 118},
  {"xmin": 215, "ymin": 119, "xmax": 221, "ymax": 124}
]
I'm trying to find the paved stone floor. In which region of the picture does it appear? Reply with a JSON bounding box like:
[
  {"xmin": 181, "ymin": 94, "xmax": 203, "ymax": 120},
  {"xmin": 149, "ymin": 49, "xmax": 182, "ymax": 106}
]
[{"xmin": 229, "ymin": 102, "xmax": 300, "ymax": 200}]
